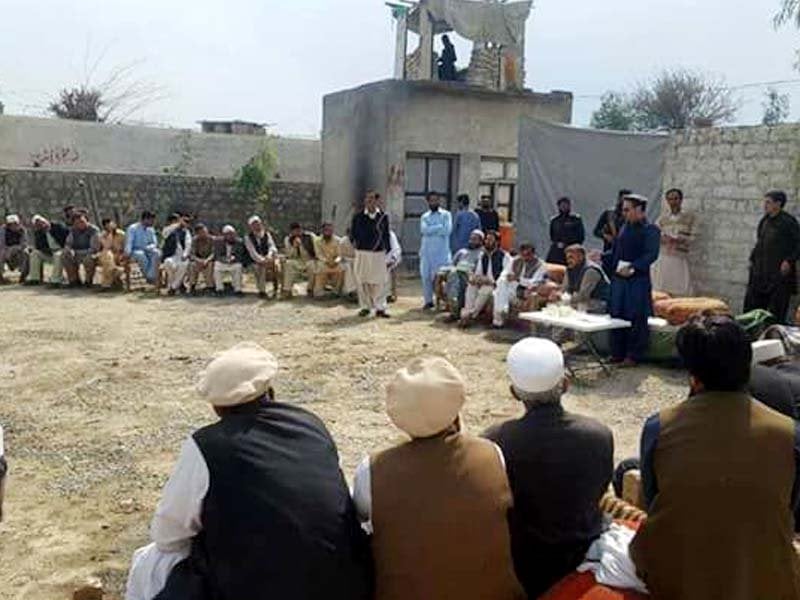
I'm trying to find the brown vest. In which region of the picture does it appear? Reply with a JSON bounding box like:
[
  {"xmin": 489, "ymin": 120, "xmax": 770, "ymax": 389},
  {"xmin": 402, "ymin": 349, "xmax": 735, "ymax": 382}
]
[
  {"xmin": 631, "ymin": 392, "xmax": 800, "ymax": 600},
  {"xmin": 370, "ymin": 433, "xmax": 525, "ymax": 600}
]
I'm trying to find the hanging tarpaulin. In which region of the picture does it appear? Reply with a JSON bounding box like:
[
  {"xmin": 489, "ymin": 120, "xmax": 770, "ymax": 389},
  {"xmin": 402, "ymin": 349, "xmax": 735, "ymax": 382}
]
[{"xmin": 408, "ymin": 0, "xmax": 532, "ymax": 47}]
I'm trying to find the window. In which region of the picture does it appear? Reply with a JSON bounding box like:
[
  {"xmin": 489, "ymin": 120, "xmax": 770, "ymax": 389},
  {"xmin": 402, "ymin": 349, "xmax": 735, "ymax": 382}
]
[{"xmin": 480, "ymin": 158, "xmax": 518, "ymax": 223}]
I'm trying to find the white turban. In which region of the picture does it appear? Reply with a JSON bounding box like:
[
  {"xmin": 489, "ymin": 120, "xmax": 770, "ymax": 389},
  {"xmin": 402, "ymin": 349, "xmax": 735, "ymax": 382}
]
[
  {"xmin": 386, "ymin": 357, "xmax": 466, "ymax": 438},
  {"xmin": 247, "ymin": 215, "xmax": 262, "ymax": 226},
  {"xmin": 507, "ymin": 338, "xmax": 565, "ymax": 394},
  {"xmin": 222, "ymin": 225, "xmax": 236, "ymax": 234},
  {"xmin": 32, "ymin": 214, "xmax": 48, "ymax": 226},
  {"xmin": 470, "ymin": 229, "xmax": 485, "ymax": 240},
  {"xmin": 196, "ymin": 342, "xmax": 279, "ymax": 407},
  {"xmin": 5, "ymin": 215, "xmax": 19, "ymax": 225}
]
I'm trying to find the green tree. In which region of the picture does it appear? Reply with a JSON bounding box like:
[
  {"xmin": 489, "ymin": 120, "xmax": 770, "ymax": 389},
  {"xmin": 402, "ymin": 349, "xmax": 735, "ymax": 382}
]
[
  {"xmin": 234, "ymin": 142, "xmax": 278, "ymax": 206},
  {"xmin": 49, "ymin": 86, "xmax": 104, "ymax": 121},
  {"xmin": 590, "ymin": 92, "xmax": 637, "ymax": 131},
  {"xmin": 762, "ymin": 87, "xmax": 791, "ymax": 125}
]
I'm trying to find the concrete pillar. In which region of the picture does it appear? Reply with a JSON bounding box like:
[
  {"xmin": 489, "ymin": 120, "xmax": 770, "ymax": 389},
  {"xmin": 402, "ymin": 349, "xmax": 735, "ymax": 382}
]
[
  {"xmin": 393, "ymin": 10, "xmax": 408, "ymax": 80},
  {"xmin": 418, "ymin": 7, "xmax": 434, "ymax": 80}
]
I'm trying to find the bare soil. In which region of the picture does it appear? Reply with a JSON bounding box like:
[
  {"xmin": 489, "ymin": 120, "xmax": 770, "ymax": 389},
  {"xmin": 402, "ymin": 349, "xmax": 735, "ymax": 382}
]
[{"xmin": 0, "ymin": 279, "xmax": 687, "ymax": 599}]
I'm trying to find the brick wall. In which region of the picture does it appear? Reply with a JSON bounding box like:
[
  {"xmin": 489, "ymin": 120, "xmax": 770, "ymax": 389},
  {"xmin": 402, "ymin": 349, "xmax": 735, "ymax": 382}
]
[
  {"xmin": 0, "ymin": 168, "xmax": 322, "ymax": 239},
  {"xmin": 663, "ymin": 125, "xmax": 800, "ymax": 311}
]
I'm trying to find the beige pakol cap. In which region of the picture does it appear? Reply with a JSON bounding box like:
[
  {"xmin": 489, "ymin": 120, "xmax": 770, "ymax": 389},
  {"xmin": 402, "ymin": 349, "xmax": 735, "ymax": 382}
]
[
  {"xmin": 197, "ymin": 342, "xmax": 278, "ymax": 407},
  {"xmin": 386, "ymin": 356, "xmax": 466, "ymax": 438}
]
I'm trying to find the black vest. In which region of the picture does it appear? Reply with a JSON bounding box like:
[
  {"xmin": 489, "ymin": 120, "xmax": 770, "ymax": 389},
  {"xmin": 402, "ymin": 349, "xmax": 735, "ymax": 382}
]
[
  {"xmin": 159, "ymin": 401, "xmax": 372, "ymax": 600},
  {"xmin": 163, "ymin": 228, "xmax": 190, "ymax": 259},
  {"xmin": 481, "ymin": 250, "xmax": 506, "ymax": 281},
  {"xmin": 248, "ymin": 231, "xmax": 273, "ymax": 256},
  {"xmin": 4, "ymin": 227, "xmax": 23, "ymax": 247}
]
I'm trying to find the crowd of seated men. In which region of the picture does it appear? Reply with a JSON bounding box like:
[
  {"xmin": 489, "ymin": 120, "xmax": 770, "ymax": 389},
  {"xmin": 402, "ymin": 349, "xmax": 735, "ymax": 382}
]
[
  {"xmin": 0, "ymin": 206, "xmax": 369, "ymax": 300},
  {"xmin": 111, "ymin": 314, "xmax": 800, "ymax": 599}
]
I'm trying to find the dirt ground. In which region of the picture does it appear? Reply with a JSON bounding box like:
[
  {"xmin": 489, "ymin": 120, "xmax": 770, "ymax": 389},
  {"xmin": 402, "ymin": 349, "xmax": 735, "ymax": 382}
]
[{"xmin": 0, "ymin": 278, "xmax": 689, "ymax": 600}]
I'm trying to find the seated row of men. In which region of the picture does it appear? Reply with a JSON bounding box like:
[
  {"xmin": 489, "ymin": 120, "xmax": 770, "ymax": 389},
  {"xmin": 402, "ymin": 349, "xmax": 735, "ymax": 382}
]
[
  {"xmin": 123, "ymin": 314, "xmax": 800, "ymax": 600},
  {"xmin": 0, "ymin": 208, "xmax": 399, "ymax": 299},
  {"xmin": 440, "ymin": 228, "xmax": 609, "ymax": 328}
]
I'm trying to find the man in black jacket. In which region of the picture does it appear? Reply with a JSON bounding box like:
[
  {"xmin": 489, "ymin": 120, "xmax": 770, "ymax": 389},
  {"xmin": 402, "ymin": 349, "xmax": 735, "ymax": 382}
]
[
  {"xmin": 485, "ymin": 338, "xmax": 613, "ymax": 598},
  {"xmin": 125, "ymin": 342, "xmax": 373, "ymax": 600},
  {"xmin": 547, "ymin": 197, "xmax": 585, "ymax": 265},
  {"xmin": 350, "ymin": 190, "xmax": 391, "ymax": 318},
  {"xmin": 745, "ymin": 190, "xmax": 800, "ymax": 323},
  {"xmin": 162, "ymin": 215, "xmax": 192, "ymax": 295},
  {"xmin": 27, "ymin": 214, "xmax": 69, "ymax": 286}
]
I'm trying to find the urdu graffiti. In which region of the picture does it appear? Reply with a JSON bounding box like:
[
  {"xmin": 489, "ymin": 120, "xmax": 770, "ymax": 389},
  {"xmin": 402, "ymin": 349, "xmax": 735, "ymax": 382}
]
[{"xmin": 30, "ymin": 144, "xmax": 80, "ymax": 167}]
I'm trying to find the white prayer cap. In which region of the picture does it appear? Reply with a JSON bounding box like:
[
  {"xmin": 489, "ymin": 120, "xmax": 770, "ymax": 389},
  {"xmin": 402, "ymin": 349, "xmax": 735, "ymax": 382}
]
[
  {"xmin": 247, "ymin": 215, "xmax": 262, "ymax": 226},
  {"xmin": 507, "ymin": 338, "xmax": 565, "ymax": 394},
  {"xmin": 386, "ymin": 357, "xmax": 466, "ymax": 438},
  {"xmin": 222, "ymin": 225, "xmax": 236, "ymax": 234},
  {"xmin": 470, "ymin": 229, "xmax": 485, "ymax": 240},
  {"xmin": 32, "ymin": 214, "xmax": 48, "ymax": 225},
  {"xmin": 196, "ymin": 342, "xmax": 279, "ymax": 407},
  {"xmin": 5, "ymin": 215, "xmax": 19, "ymax": 225},
  {"xmin": 752, "ymin": 340, "xmax": 786, "ymax": 366},
  {"xmin": 623, "ymin": 193, "xmax": 649, "ymax": 205}
]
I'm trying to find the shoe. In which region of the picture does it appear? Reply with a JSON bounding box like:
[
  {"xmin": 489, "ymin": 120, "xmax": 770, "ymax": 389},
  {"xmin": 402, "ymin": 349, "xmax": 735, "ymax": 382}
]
[
  {"xmin": 190, "ymin": 286, "xmax": 198, "ymax": 296},
  {"xmin": 620, "ymin": 358, "xmax": 638, "ymax": 368},
  {"xmin": 214, "ymin": 290, "xmax": 225, "ymax": 297},
  {"xmin": 358, "ymin": 309, "xmax": 371, "ymax": 317},
  {"xmin": 609, "ymin": 357, "xmax": 625, "ymax": 365},
  {"xmin": 387, "ymin": 295, "xmax": 397, "ymax": 304},
  {"xmin": 167, "ymin": 289, "xmax": 176, "ymax": 296},
  {"xmin": 376, "ymin": 311, "xmax": 390, "ymax": 319},
  {"xmin": 258, "ymin": 291, "xmax": 268, "ymax": 299},
  {"xmin": 234, "ymin": 291, "xmax": 245, "ymax": 297},
  {"xmin": 444, "ymin": 314, "xmax": 459, "ymax": 323},
  {"xmin": 458, "ymin": 318, "xmax": 472, "ymax": 329},
  {"xmin": 423, "ymin": 303, "xmax": 435, "ymax": 311},
  {"xmin": 491, "ymin": 324, "xmax": 504, "ymax": 330},
  {"xmin": 22, "ymin": 280, "xmax": 40, "ymax": 286}
]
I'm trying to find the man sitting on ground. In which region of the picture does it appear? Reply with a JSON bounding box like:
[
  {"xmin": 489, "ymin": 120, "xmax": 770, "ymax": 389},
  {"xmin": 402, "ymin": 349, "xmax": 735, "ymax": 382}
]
[
  {"xmin": 213, "ymin": 225, "xmax": 245, "ymax": 296},
  {"xmin": 162, "ymin": 214, "xmax": 192, "ymax": 295},
  {"xmin": 244, "ymin": 215, "xmax": 279, "ymax": 299},
  {"xmin": 187, "ymin": 223, "xmax": 214, "ymax": 295},
  {"xmin": 63, "ymin": 210, "xmax": 100, "ymax": 287},
  {"xmin": 312, "ymin": 223, "xmax": 345, "ymax": 298},
  {"xmin": 0, "ymin": 214, "xmax": 29, "ymax": 284},
  {"xmin": 27, "ymin": 215, "xmax": 68, "ymax": 286},
  {"xmin": 125, "ymin": 211, "xmax": 161, "ymax": 285},
  {"xmin": 282, "ymin": 222, "xmax": 317, "ymax": 298},
  {"xmin": 353, "ymin": 357, "xmax": 525, "ymax": 600},
  {"xmin": 443, "ymin": 229, "xmax": 485, "ymax": 322},
  {"xmin": 485, "ymin": 338, "xmax": 614, "ymax": 597},
  {"xmin": 126, "ymin": 342, "xmax": 372, "ymax": 600},
  {"xmin": 630, "ymin": 315, "xmax": 800, "ymax": 599},
  {"xmin": 97, "ymin": 218, "xmax": 126, "ymax": 290},
  {"xmin": 551, "ymin": 244, "xmax": 610, "ymax": 314},
  {"xmin": 460, "ymin": 230, "xmax": 510, "ymax": 327},
  {"xmin": 493, "ymin": 242, "xmax": 550, "ymax": 328}
]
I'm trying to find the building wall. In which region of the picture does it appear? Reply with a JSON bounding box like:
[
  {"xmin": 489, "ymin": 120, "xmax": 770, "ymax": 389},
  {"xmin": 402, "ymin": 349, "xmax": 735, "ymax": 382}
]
[
  {"xmin": 322, "ymin": 79, "xmax": 573, "ymax": 237},
  {"xmin": 663, "ymin": 124, "xmax": 800, "ymax": 310},
  {"xmin": 0, "ymin": 115, "xmax": 321, "ymax": 183},
  {"xmin": 0, "ymin": 168, "xmax": 321, "ymax": 238}
]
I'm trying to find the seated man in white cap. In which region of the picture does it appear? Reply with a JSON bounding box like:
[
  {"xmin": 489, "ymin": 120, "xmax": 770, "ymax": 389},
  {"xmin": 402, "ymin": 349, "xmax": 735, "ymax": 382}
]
[
  {"xmin": 353, "ymin": 356, "xmax": 525, "ymax": 600},
  {"xmin": 243, "ymin": 215, "xmax": 279, "ymax": 299},
  {"xmin": 161, "ymin": 214, "xmax": 192, "ymax": 295},
  {"xmin": 27, "ymin": 214, "xmax": 69, "ymax": 286},
  {"xmin": 212, "ymin": 225, "xmax": 246, "ymax": 296},
  {"xmin": 484, "ymin": 338, "xmax": 614, "ymax": 598},
  {"xmin": 126, "ymin": 342, "xmax": 372, "ymax": 600},
  {"xmin": 442, "ymin": 229, "xmax": 484, "ymax": 321},
  {"xmin": 0, "ymin": 214, "xmax": 30, "ymax": 284}
]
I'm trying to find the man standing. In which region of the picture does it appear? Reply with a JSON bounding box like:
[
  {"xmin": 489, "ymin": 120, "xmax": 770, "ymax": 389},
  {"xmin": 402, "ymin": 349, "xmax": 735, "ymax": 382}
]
[
  {"xmin": 593, "ymin": 189, "xmax": 630, "ymax": 252},
  {"xmin": 437, "ymin": 34, "xmax": 457, "ymax": 81},
  {"xmin": 558, "ymin": 244, "xmax": 610, "ymax": 314},
  {"xmin": 125, "ymin": 211, "xmax": 161, "ymax": 285},
  {"xmin": 546, "ymin": 197, "xmax": 585, "ymax": 266},
  {"xmin": 352, "ymin": 357, "xmax": 525, "ymax": 600},
  {"xmin": 460, "ymin": 230, "xmax": 510, "ymax": 327},
  {"xmin": 493, "ymin": 243, "xmax": 550, "ymax": 329},
  {"xmin": 350, "ymin": 190, "xmax": 391, "ymax": 318},
  {"xmin": 162, "ymin": 215, "xmax": 192, "ymax": 295},
  {"xmin": 282, "ymin": 222, "xmax": 317, "ymax": 298},
  {"xmin": 187, "ymin": 223, "xmax": 215, "ymax": 295},
  {"xmin": 631, "ymin": 316, "xmax": 800, "ymax": 599},
  {"xmin": 450, "ymin": 194, "xmax": 481, "ymax": 253},
  {"xmin": 420, "ymin": 191, "xmax": 453, "ymax": 310},
  {"xmin": 745, "ymin": 190, "xmax": 800, "ymax": 323},
  {"xmin": 0, "ymin": 215, "xmax": 29, "ymax": 284},
  {"xmin": 244, "ymin": 215, "xmax": 279, "ymax": 299},
  {"xmin": 476, "ymin": 195, "xmax": 501, "ymax": 233},
  {"xmin": 213, "ymin": 225, "xmax": 245, "ymax": 296},
  {"xmin": 63, "ymin": 210, "xmax": 101, "ymax": 287},
  {"xmin": 385, "ymin": 229, "xmax": 403, "ymax": 304},
  {"xmin": 653, "ymin": 188, "xmax": 695, "ymax": 296},
  {"xmin": 444, "ymin": 229, "xmax": 484, "ymax": 321},
  {"xmin": 312, "ymin": 223, "xmax": 345, "ymax": 298},
  {"xmin": 97, "ymin": 218, "xmax": 126, "ymax": 290},
  {"xmin": 608, "ymin": 194, "xmax": 660, "ymax": 367},
  {"xmin": 126, "ymin": 343, "xmax": 373, "ymax": 600},
  {"xmin": 485, "ymin": 339, "xmax": 613, "ymax": 598},
  {"xmin": 27, "ymin": 215, "xmax": 68, "ymax": 286}
]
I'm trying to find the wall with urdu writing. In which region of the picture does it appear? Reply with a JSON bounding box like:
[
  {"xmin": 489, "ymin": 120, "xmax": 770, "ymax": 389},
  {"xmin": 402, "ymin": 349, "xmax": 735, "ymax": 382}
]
[{"xmin": 663, "ymin": 124, "xmax": 800, "ymax": 311}]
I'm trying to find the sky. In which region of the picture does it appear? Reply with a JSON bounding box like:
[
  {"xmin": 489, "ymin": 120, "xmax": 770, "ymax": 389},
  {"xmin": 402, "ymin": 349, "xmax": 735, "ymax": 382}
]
[{"xmin": 1, "ymin": 0, "xmax": 800, "ymax": 136}]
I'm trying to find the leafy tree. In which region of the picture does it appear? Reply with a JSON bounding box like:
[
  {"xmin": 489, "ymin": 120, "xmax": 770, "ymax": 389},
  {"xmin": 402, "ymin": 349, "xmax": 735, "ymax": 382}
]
[
  {"xmin": 49, "ymin": 86, "xmax": 104, "ymax": 121},
  {"xmin": 762, "ymin": 87, "xmax": 791, "ymax": 125},
  {"xmin": 590, "ymin": 92, "xmax": 637, "ymax": 131},
  {"xmin": 234, "ymin": 143, "xmax": 278, "ymax": 205}
]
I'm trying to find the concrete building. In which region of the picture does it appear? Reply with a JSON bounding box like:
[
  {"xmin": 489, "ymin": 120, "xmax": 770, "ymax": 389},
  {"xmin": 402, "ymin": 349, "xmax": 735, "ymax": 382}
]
[
  {"xmin": 199, "ymin": 120, "xmax": 267, "ymax": 136},
  {"xmin": 321, "ymin": 78, "xmax": 572, "ymax": 264}
]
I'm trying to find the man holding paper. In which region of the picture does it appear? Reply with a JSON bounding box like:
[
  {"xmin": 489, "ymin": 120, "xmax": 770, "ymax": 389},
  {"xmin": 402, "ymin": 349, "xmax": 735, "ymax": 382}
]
[{"xmin": 608, "ymin": 194, "xmax": 660, "ymax": 367}]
